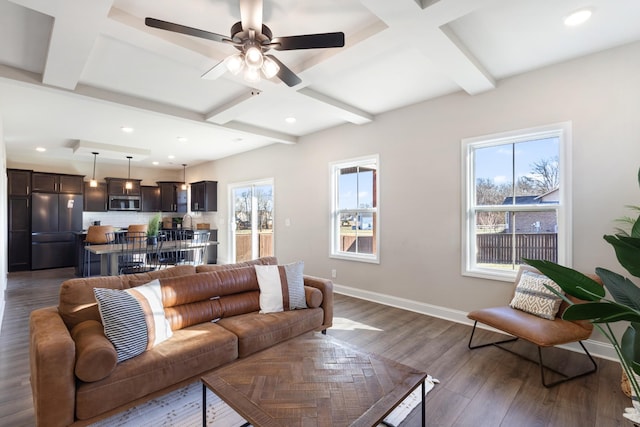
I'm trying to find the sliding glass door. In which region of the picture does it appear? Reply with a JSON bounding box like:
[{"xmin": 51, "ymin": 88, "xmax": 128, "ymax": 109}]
[{"xmin": 230, "ymin": 180, "xmax": 274, "ymax": 262}]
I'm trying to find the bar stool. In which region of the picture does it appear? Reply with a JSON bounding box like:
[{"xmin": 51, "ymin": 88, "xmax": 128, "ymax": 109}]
[
  {"xmin": 127, "ymin": 224, "xmax": 148, "ymax": 236},
  {"xmin": 84, "ymin": 225, "xmax": 114, "ymax": 277}
]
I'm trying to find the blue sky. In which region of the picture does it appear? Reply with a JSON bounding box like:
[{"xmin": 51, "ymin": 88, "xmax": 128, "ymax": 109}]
[
  {"xmin": 475, "ymin": 137, "xmax": 559, "ymax": 184},
  {"xmin": 339, "ymin": 170, "xmax": 374, "ymax": 209}
]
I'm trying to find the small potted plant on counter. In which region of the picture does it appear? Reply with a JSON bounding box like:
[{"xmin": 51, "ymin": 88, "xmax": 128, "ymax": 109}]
[{"xmin": 147, "ymin": 213, "xmax": 161, "ymax": 245}]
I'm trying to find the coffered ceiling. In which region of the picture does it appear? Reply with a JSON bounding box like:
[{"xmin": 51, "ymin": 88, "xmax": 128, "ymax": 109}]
[{"xmin": 1, "ymin": 0, "xmax": 639, "ymax": 169}]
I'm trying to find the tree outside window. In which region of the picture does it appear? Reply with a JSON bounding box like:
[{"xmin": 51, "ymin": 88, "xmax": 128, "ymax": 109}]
[{"xmin": 462, "ymin": 123, "xmax": 571, "ymax": 281}]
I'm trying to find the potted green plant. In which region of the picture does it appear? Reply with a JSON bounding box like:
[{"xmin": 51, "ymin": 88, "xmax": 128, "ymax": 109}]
[
  {"xmin": 147, "ymin": 213, "xmax": 161, "ymax": 245},
  {"xmin": 524, "ymin": 167, "xmax": 640, "ymax": 419}
]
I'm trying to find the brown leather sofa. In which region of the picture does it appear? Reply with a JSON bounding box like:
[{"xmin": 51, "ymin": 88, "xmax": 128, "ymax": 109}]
[{"xmin": 29, "ymin": 257, "xmax": 333, "ymax": 426}]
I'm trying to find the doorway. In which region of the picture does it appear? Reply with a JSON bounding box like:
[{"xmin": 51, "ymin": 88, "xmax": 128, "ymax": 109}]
[{"xmin": 230, "ymin": 180, "xmax": 274, "ymax": 263}]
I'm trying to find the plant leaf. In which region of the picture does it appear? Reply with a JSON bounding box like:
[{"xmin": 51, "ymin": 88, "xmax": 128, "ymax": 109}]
[
  {"xmin": 596, "ymin": 267, "xmax": 640, "ymax": 312},
  {"xmin": 632, "ymin": 214, "xmax": 640, "ymax": 238},
  {"xmin": 523, "ymin": 259, "xmax": 604, "ymax": 301},
  {"xmin": 563, "ymin": 302, "xmax": 640, "ymax": 323},
  {"xmin": 622, "ymin": 324, "xmax": 640, "ymax": 373},
  {"xmin": 604, "ymin": 234, "xmax": 640, "ymax": 278}
]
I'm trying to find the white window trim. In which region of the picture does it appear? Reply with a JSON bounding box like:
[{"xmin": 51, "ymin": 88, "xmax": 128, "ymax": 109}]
[
  {"xmin": 461, "ymin": 122, "xmax": 572, "ymax": 282},
  {"xmin": 329, "ymin": 154, "xmax": 380, "ymax": 264},
  {"xmin": 228, "ymin": 178, "xmax": 275, "ymax": 262}
]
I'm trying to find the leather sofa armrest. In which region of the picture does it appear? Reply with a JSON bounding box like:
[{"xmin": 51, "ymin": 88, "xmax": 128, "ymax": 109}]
[
  {"xmin": 303, "ymin": 275, "xmax": 333, "ymax": 330},
  {"xmin": 30, "ymin": 306, "xmax": 76, "ymax": 427}
]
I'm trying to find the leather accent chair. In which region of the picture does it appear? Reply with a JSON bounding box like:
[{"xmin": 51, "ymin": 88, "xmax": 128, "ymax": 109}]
[{"xmin": 467, "ymin": 265, "xmax": 598, "ymax": 387}]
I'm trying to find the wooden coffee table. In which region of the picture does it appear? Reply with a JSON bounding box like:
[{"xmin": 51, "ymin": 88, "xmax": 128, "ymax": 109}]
[{"xmin": 201, "ymin": 332, "xmax": 427, "ymax": 426}]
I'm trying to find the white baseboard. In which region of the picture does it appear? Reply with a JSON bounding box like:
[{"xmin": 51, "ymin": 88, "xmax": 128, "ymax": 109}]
[{"xmin": 333, "ymin": 283, "xmax": 619, "ymax": 362}]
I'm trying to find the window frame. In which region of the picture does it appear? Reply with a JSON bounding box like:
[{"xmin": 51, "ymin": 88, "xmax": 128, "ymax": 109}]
[
  {"xmin": 330, "ymin": 155, "xmax": 380, "ymax": 264},
  {"xmin": 461, "ymin": 122, "xmax": 572, "ymax": 281}
]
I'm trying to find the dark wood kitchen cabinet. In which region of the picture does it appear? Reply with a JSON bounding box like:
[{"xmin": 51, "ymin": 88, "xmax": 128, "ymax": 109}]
[
  {"xmin": 141, "ymin": 186, "xmax": 161, "ymax": 212},
  {"xmin": 84, "ymin": 182, "xmax": 107, "ymax": 212},
  {"xmin": 157, "ymin": 181, "xmax": 186, "ymax": 213},
  {"xmin": 105, "ymin": 177, "xmax": 142, "ymax": 196},
  {"xmin": 7, "ymin": 169, "xmax": 31, "ymax": 271},
  {"xmin": 8, "ymin": 168, "xmax": 31, "ymax": 196},
  {"xmin": 190, "ymin": 180, "xmax": 217, "ymax": 212},
  {"xmin": 32, "ymin": 172, "xmax": 83, "ymax": 194}
]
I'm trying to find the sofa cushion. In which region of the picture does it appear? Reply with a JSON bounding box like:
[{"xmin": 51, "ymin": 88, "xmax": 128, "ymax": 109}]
[
  {"xmin": 93, "ymin": 279, "xmax": 173, "ymax": 363},
  {"xmin": 217, "ymin": 308, "xmax": 324, "ymax": 358},
  {"xmin": 75, "ymin": 322, "xmax": 238, "ymax": 420},
  {"xmin": 255, "ymin": 261, "xmax": 307, "ymax": 313},
  {"xmin": 70, "ymin": 320, "xmax": 117, "ymax": 382},
  {"xmin": 509, "ymin": 270, "xmax": 564, "ymax": 320}
]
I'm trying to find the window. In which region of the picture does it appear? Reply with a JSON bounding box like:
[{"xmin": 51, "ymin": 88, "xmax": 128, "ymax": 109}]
[
  {"xmin": 462, "ymin": 122, "xmax": 571, "ymax": 281},
  {"xmin": 330, "ymin": 155, "xmax": 379, "ymax": 263},
  {"xmin": 229, "ymin": 179, "xmax": 274, "ymax": 263}
]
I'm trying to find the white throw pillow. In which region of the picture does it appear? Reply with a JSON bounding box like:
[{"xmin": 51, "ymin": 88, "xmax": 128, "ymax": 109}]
[{"xmin": 255, "ymin": 261, "xmax": 307, "ymax": 313}]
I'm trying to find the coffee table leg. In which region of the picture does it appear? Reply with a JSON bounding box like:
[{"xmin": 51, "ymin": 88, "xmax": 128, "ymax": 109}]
[
  {"xmin": 421, "ymin": 381, "xmax": 426, "ymax": 427},
  {"xmin": 202, "ymin": 383, "xmax": 207, "ymax": 427}
]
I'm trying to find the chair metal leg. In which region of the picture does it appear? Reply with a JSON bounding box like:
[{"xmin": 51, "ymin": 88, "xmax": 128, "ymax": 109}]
[
  {"xmin": 468, "ymin": 321, "xmax": 598, "ymax": 387},
  {"xmin": 468, "ymin": 320, "xmax": 518, "ymax": 350},
  {"xmin": 538, "ymin": 341, "xmax": 598, "ymax": 388}
]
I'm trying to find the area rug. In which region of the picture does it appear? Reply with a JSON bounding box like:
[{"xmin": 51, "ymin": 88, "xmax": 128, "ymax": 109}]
[{"xmin": 91, "ymin": 375, "xmax": 439, "ymax": 427}]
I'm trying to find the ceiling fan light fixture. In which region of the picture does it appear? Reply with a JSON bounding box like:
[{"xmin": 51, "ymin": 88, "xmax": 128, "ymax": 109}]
[
  {"xmin": 262, "ymin": 56, "xmax": 280, "ymax": 79},
  {"xmin": 225, "ymin": 53, "xmax": 245, "ymax": 75},
  {"xmin": 245, "ymin": 46, "xmax": 264, "ymax": 69},
  {"xmin": 244, "ymin": 66, "xmax": 261, "ymax": 83}
]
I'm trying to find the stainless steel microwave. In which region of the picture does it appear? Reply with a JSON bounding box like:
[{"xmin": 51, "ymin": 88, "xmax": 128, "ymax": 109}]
[{"xmin": 108, "ymin": 195, "xmax": 141, "ymax": 211}]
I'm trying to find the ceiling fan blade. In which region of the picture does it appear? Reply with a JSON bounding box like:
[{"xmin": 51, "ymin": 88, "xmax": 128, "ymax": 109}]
[
  {"xmin": 272, "ymin": 32, "xmax": 345, "ymax": 51},
  {"xmin": 265, "ymin": 55, "xmax": 301, "ymax": 87},
  {"xmin": 239, "ymin": 0, "xmax": 263, "ymax": 33},
  {"xmin": 145, "ymin": 17, "xmax": 230, "ymax": 44}
]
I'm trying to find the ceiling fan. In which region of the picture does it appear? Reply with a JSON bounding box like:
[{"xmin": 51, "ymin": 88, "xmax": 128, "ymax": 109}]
[{"xmin": 145, "ymin": 0, "xmax": 345, "ymax": 87}]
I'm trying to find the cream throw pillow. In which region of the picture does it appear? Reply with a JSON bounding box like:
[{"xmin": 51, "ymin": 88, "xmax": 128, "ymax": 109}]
[
  {"xmin": 255, "ymin": 261, "xmax": 307, "ymax": 313},
  {"xmin": 509, "ymin": 271, "xmax": 564, "ymax": 320}
]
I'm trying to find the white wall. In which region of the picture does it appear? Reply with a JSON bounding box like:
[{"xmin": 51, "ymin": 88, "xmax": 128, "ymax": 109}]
[{"xmin": 193, "ymin": 41, "xmax": 640, "ymax": 352}]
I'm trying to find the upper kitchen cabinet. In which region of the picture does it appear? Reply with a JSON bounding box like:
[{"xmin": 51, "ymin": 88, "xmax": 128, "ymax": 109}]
[
  {"xmin": 190, "ymin": 181, "xmax": 217, "ymax": 212},
  {"xmin": 8, "ymin": 168, "xmax": 31, "ymax": 196},
  {"xmin": 157, "ymin": 182, "xmax": 186, "ymax": 213},
  {"xmin": 141, "ymin": 186, "xmax": 161, "ymax": 212},
  {"xmin": 105, "ymin": 177, "xmax": 142, "ymax": 196},
  {"xmin": 32, "ymin": 172, "xmax": 84, "ymax": 194},
  {"xmin": 84, "ymin": 182, "xmax": 107, "ymax": 212}
]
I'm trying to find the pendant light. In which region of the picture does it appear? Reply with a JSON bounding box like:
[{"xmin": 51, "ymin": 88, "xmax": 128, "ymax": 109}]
[
  {"xmin": 125, "ymin": 156, "xmax": 133, "ymax": 190},
  {"xmin": 181, "ymin": 164, "xmax": 187, "ymax": 190},
  {"xmin": 89, "ymin": 152, "xmax": 99, "ymax": 188}
]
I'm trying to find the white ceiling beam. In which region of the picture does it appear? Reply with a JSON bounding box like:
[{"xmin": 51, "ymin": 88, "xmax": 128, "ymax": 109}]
[
  {"xmin": 360, "ymin": 0, "xmax": 496, "ymax": 95},
  {"xmin": 221, "ymin": 122, "xmax": 298, "ymax": 145},
  {"xmin": 298, "ymin": 88, "xmax": 373, "ymax": 125},
  {"xmin": 41, "ymin": 0, "xmax": 114, "ymax": 89},
  {"xmin": 205, "ymin": 90, "xmax": 263, "ymax": 125}
]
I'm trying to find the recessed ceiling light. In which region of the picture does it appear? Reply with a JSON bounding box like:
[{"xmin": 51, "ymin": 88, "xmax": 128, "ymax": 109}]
[
  {"xmin": 285, "ymin": 117, "xmax": 296, "ymax": 124},
  {"xmin": 564, "ymin": 8, "xmax": 592, "ymax": 26},
  {"xmin": 152, "ymin": 161, "xmax": 159, "ymax": 165},
  {"xmin": 36, "ymin": 147, "xmax": 46, "ymax": 152},
  {"xmin": 121, "ymin": 126, "xmax": 134, "ymax": 133},
  {"xmin": 168, "ymin": 155, "xmax": 175, "ymax": 159},
  {"xmin": 177, "ymin": 136, "xmax": 188, "ymax": 143}
]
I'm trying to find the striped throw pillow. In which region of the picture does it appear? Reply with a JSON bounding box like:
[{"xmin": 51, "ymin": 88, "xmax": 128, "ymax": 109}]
[
  {"xmin": 255, "ymin": 261, "xmax": 307, "ymax": 313},
  {"xmin": 509, "ymin": 271, "xmax": 564, "ymax": 320},
  {"xmin": 94, "ymin": 279, "xmax": 173, "ymax": 363}
]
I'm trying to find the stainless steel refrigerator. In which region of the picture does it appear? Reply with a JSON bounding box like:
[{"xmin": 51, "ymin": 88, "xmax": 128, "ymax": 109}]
[{"xmin": 31, "ymin": 193, "xmax": 83, "ymax": 270}]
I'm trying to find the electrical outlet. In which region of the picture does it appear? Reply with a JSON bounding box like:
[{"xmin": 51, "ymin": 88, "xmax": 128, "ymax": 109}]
[{"xmin": 331, "ymin": 269, "xmax": 337, "ymax": 279}]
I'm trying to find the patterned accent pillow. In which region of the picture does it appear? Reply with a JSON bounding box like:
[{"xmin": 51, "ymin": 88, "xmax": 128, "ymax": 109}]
[
  {"xmin": 255, "ymin": 261, "xmax": 307, "ymax": 313},
  {"xmin": 93, "ymin": 279, "xmax": 173, "ymax": 363},
  {"xmin": 509, "ymin": 271, "xmax": 564, "ymax": 320}
]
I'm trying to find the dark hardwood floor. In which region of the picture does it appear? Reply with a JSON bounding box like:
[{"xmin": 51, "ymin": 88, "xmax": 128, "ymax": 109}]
[{"xmin": 0, "ymin": 268, "xmax": 632, "ymax": 426}]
